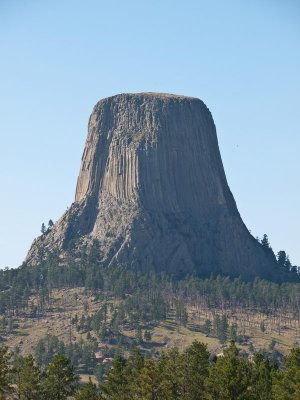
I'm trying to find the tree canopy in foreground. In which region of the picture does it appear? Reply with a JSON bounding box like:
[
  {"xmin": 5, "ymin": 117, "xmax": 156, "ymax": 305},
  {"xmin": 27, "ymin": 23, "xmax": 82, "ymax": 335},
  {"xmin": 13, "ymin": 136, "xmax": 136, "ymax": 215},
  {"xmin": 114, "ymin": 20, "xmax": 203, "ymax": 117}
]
[{"xmin": 1, "ymin": 341, "xmax": 300, "ymax": 399}]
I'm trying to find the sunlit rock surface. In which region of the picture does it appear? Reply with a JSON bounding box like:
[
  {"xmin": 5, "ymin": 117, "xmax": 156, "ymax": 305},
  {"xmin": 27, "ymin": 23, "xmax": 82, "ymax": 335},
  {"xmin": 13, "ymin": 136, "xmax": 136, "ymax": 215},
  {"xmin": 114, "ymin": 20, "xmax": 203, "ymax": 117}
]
[{"xmin": 26, "ymin": 93, "xmax": 277, "ymax": 280}]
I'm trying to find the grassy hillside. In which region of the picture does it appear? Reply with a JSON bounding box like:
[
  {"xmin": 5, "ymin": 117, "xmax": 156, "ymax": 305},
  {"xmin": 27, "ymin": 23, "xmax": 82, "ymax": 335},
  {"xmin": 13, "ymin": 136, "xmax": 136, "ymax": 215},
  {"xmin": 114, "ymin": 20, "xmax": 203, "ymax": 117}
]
[
  {"xmin": 1, "ymin": 259, "xmax": 300, "ymax": 383},
  {"xmin": 1, "ymin": 285, "xmax": 299, "ymax": 379}
]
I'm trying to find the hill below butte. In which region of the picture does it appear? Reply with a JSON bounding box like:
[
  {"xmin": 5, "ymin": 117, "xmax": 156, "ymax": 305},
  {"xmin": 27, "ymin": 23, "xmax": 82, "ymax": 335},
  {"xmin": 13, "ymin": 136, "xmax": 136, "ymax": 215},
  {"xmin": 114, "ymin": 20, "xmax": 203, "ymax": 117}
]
[{"xmin": 26, "ymin": 92, "xmax": 278, "ymax": 280}]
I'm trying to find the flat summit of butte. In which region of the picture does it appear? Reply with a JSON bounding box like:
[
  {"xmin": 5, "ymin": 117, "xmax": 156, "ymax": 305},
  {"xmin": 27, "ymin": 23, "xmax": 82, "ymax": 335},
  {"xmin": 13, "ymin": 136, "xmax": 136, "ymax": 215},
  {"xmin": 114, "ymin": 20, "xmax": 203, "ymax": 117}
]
[{"xmin": 26, "ymin": 92, "xmax": 277, "ymax": 280}]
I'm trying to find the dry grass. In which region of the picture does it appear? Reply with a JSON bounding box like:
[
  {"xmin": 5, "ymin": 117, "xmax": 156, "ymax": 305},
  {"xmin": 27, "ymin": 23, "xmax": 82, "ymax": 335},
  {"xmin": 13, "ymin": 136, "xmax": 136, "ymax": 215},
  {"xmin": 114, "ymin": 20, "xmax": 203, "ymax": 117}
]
[
  {"xmin": 2, "ymin": 288, "xmax": 299, "ymax": 360},
  {"xmin": 3, "ymin": 288, "xmax": 101, "ymax": 355}
]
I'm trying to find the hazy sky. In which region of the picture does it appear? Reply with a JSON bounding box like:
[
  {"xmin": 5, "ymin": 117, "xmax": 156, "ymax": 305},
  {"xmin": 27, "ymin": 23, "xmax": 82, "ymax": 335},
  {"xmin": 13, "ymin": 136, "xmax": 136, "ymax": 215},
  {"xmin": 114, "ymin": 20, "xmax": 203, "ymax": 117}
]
[{"xmin": 0, "ymin": 0, "xmax": 299, "ymax": 268}]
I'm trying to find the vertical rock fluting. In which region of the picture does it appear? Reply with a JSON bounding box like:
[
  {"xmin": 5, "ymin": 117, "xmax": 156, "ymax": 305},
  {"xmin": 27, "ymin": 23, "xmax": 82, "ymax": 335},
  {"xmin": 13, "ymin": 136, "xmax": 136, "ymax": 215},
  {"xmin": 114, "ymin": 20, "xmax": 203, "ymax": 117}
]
[{"xmin": 26, "ymin": 93, "xmax": 277, "ymax": 280}]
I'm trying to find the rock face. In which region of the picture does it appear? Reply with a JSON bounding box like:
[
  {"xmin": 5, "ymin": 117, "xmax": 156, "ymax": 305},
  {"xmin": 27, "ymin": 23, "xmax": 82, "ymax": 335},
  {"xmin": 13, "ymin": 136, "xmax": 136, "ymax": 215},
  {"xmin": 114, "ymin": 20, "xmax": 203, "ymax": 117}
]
[{"xmin": 26, "ymin": 93, "xmax": 277, "ymax": 280}]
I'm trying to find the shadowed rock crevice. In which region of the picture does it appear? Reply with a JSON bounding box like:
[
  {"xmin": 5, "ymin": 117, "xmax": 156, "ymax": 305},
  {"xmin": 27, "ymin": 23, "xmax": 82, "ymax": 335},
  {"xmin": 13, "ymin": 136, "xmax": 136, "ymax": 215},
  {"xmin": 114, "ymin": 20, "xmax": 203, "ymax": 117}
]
[{"xmin": 26, "ymin": 92, "xmax": 278, "ymax": 280}]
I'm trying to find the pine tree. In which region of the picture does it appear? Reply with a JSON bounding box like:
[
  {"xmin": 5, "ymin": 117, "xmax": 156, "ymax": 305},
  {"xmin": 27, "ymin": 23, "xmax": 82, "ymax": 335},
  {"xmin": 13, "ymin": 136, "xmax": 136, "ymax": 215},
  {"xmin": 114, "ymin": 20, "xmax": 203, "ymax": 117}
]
[
  {"xmin": 134, "ymin": 359, "xmax": 161, "ymax": 400},
  {"xmin": 284, "ymin": 256, "xmax": 292, "ymax": 272},
  {"xmin": 250, "ymin": 353, "xmax": 276, "ymax": 400},
  {"xmin": 229, "ymin": 323, "xmax": 238, "ymax": 341},
  {"xmin": 273, "ymin": 348, "xmax": 300, "ymax": 399},
  {"xmin": 181, "ymin": 341, "xmax": 210, "ymax": 399},
  {"xmin": 144, "ymin": 330, "xmax": 152, "ymax": 342},
  {"xmin": 0, "ymin": 346, "xmax": 12, "ymax": 400},
  {"xmin": 158, "ymin": 348, "xmax": 185, "ymax": 399},
  {"xmin": 136, "ymin": 327, "xmax": 143, "ymax": 344},
  {"xmin": 214, "ymin": 315, "xmax": 228, "ymax": 343},
  {"xmin": 75, "ymin": 377, "xmax": 99, "ymax": 400},
  {"xmin": 260, "ymin": 322, "xmax": 266, "ymax": 333},
  {"xmin": 41, "ymin": 223, "xmax": 46, "ymax": 234},
  {"xmin": 277, "ymin": 251, "xmax": 287, "ymax": 269},
  {"xmin": 100, "ymin": 356, "xmax": 129, "ymax": 400},
  {"xmin": 261, "ymin": 234, "xmax": 271, "ymax": 249},
  {"xmin": 125, "ymin": 349, "xmax": 145, "ymax": 395},
  {"xmin": 44, "ymin": 354, "xmax": 78, "ymax": 400},
  {"xmin": 261, "ymin": 234, "xmax": 276, "ymax": 259},
  {"xmin": 205, "ymin": 341, "xmax": 253, "ymax": 400},
  {"xmin": 203, "ymin": 319, "xmax": 212, "ymax": 335},
  {"xmin": 13, "ymin": 355, "xmax": 42, "ymax": 400},
  {"xmin": 175, "ymin": 301, "xmax": 188, "ymax": 327}
]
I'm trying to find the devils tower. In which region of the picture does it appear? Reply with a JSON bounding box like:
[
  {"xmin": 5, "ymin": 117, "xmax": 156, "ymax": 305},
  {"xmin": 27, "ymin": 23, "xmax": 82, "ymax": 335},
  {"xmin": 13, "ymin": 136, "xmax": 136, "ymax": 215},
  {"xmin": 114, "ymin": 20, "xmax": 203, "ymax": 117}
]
[{"xmin": 26, "ymin": 93, "xmax": 277, "ymax": 280}]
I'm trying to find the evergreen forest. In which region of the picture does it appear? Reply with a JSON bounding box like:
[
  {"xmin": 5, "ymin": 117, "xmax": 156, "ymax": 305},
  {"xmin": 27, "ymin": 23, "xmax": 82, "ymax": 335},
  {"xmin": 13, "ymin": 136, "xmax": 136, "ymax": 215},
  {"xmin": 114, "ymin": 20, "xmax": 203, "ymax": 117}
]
[{"xmin": 0, "ymin": 234, "xmax": 299, "ymax": 399}]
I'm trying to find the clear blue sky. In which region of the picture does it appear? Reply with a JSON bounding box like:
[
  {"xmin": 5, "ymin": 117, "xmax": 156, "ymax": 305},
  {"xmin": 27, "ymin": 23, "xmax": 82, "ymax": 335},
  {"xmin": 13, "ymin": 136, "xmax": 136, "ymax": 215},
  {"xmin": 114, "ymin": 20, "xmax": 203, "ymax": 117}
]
[{"xmin": 0, "ymin": 0, "xmax": 299, "ymax": 268}]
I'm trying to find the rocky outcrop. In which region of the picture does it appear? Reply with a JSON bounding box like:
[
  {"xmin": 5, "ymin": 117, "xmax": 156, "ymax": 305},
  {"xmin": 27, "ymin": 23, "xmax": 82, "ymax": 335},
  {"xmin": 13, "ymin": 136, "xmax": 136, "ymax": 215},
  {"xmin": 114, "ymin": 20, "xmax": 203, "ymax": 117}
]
[{"xmin": 26, "ymin": 93, "xmax": 278, "ymax": 280}]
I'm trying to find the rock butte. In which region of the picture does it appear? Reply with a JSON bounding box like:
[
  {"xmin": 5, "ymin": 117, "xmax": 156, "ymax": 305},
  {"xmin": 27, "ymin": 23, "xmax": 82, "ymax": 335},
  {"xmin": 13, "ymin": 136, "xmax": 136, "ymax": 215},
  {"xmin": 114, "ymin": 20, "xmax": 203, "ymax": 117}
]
[{"xmin": 26, "ymin": 92, "xmax": 277, "ymax": 280}]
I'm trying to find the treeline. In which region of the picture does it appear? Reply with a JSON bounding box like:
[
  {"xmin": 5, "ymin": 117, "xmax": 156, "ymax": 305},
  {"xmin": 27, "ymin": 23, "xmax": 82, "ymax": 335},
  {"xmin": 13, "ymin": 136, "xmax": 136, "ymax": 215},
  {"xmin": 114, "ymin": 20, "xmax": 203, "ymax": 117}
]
[
  {"xmin": 34, "ymin": 334, "xmax": 96, "ymax": 374},
  {"xmin": 1, "ymin": 341, "xmax": 300, "ymax": 400},
  {"xmin": 0, "ymin": 346, "xmax": 87, "ymax": 400},
  {"xmin": 0, "ymin": 259, "xmax": 300, "ymax": 316},
  {"xmin": 33, "ymin": 334, "xmax": 111, "ymax": 382}
]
